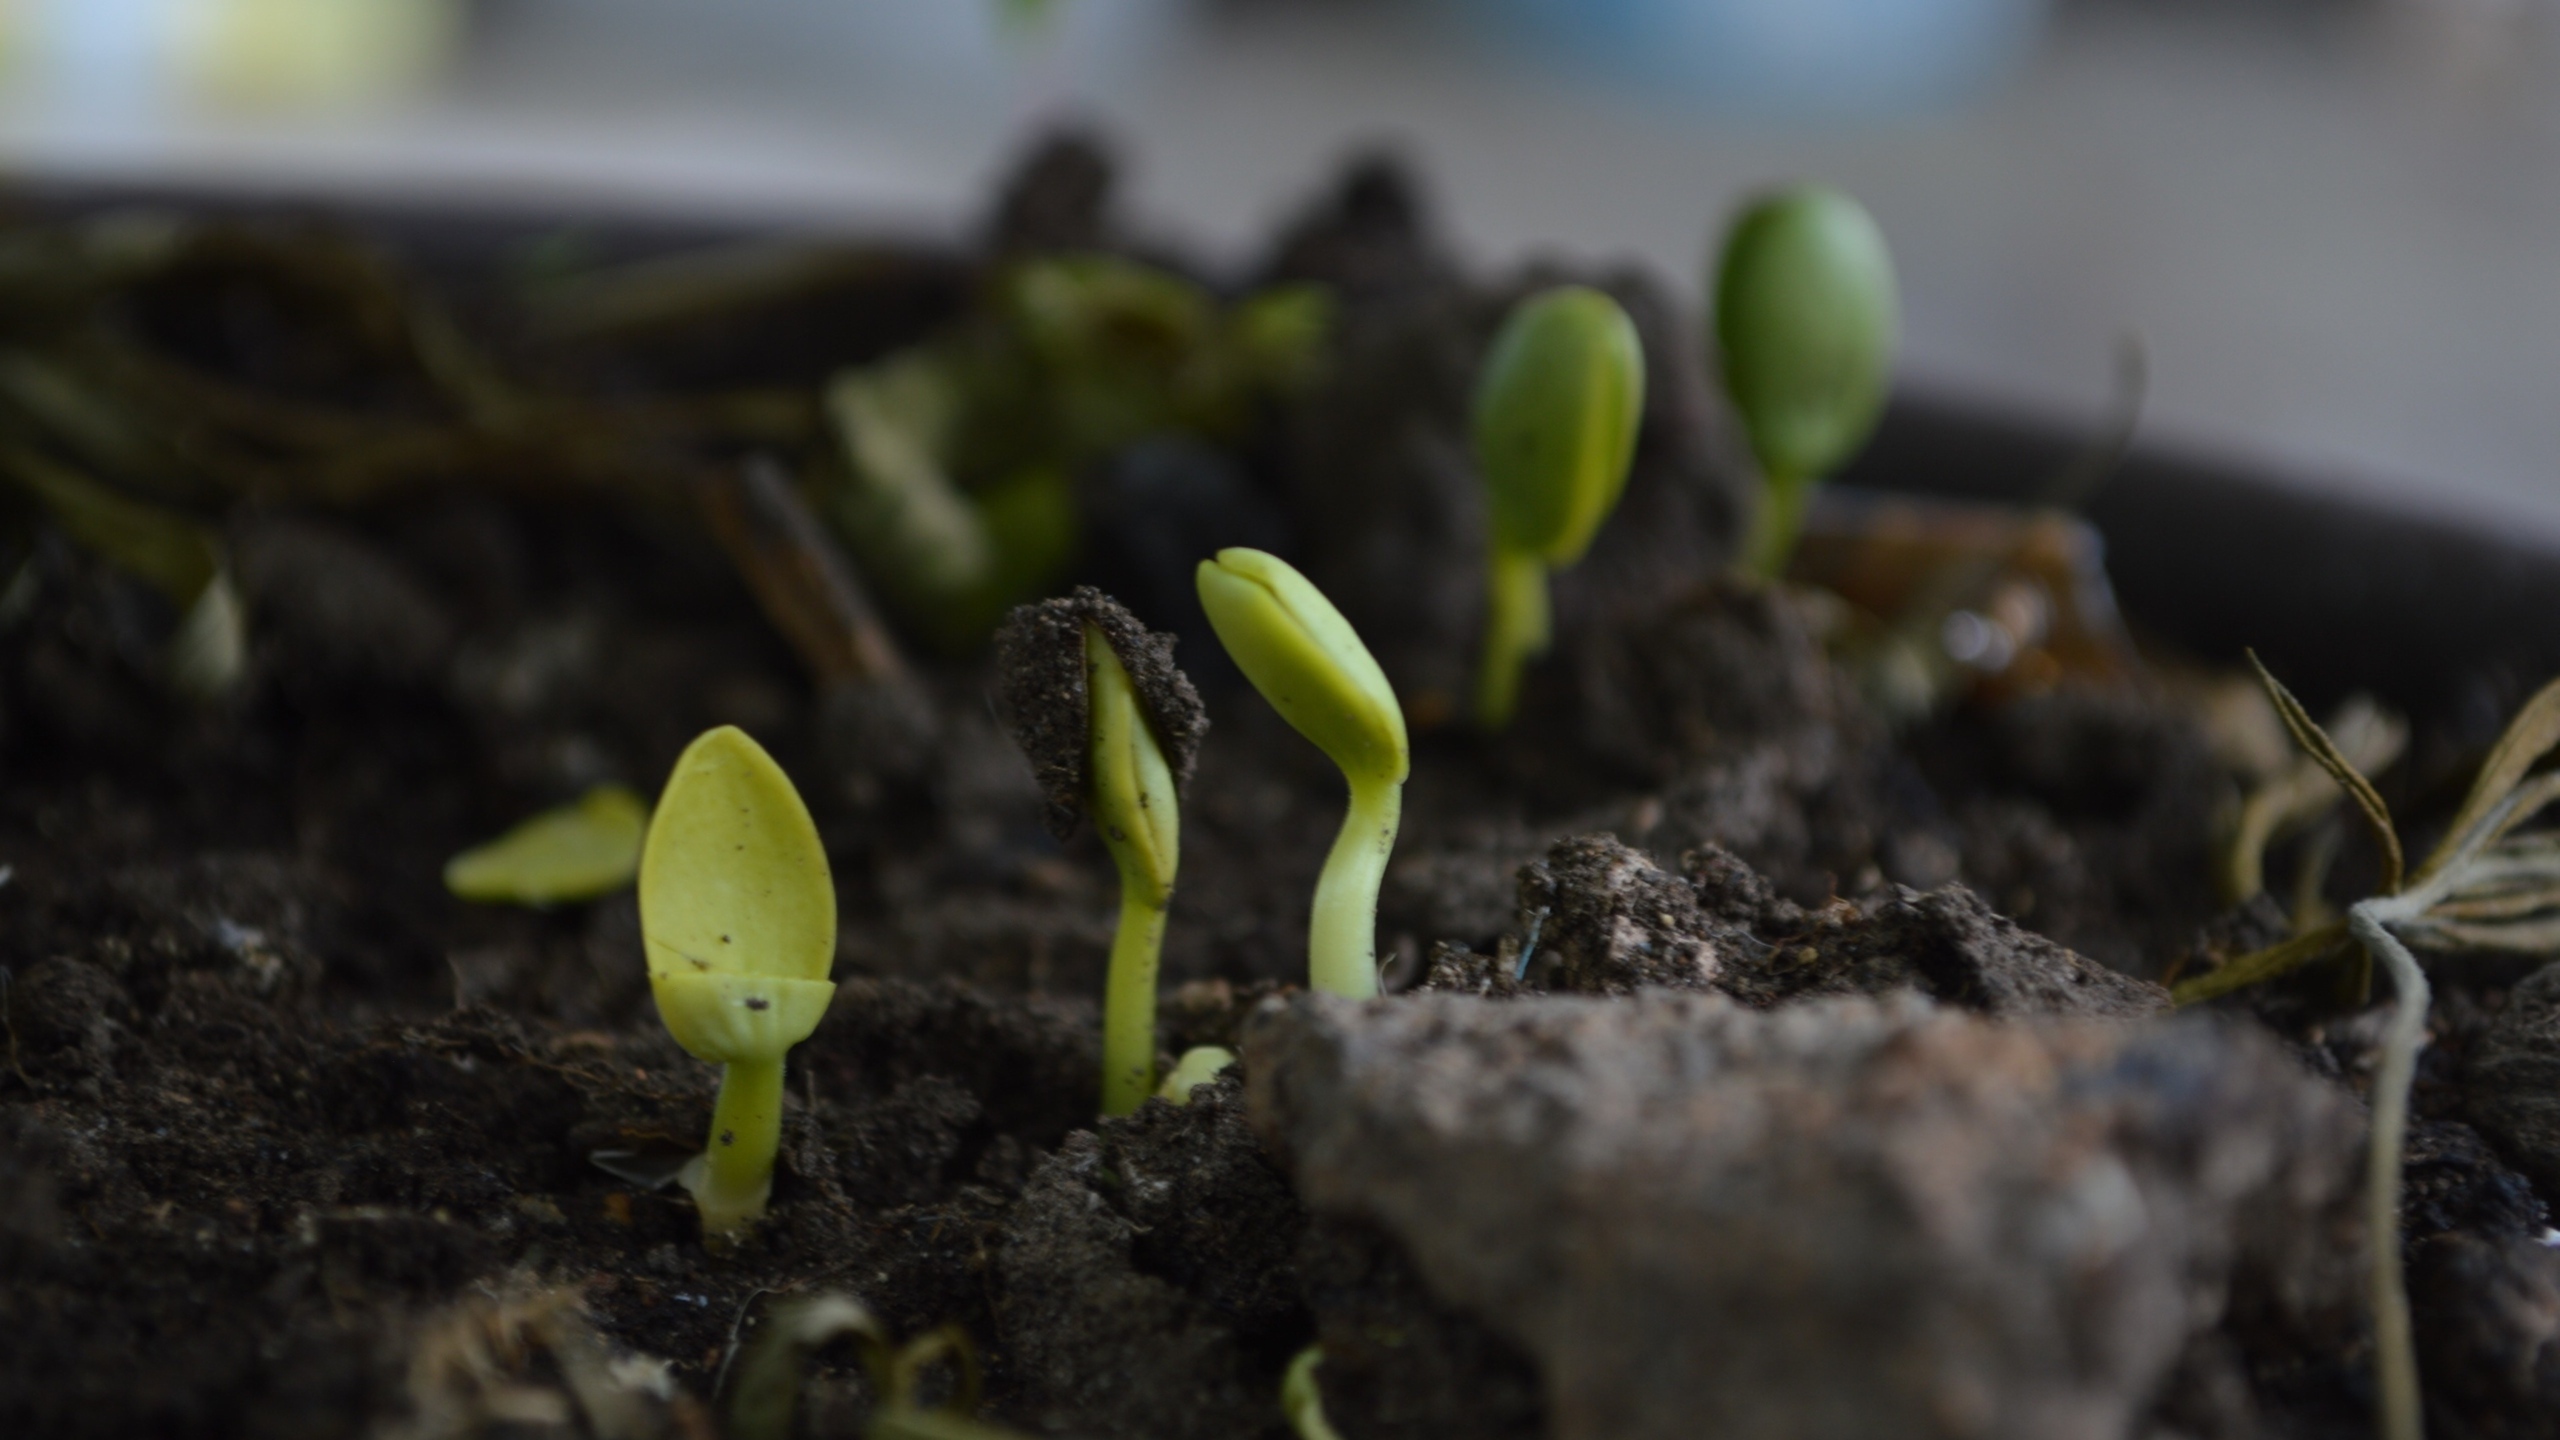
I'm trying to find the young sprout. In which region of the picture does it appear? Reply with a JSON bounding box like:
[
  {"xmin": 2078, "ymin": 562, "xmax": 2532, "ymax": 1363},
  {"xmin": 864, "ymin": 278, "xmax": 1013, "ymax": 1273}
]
[
  {"xmin": 444, "ymin": 784, "xmax": 649, "ymax": 905},
  {"xmin": 638, "ymin": 726, "xmax": 837, "ymax": 1248},
  {"xmin": 1196, "ymin": 548, "xmax": 1408, "ymax": 998},
  {"xmin": 994, "ymin": 589, "xmax": 1206, "ymax": 1117},
  {"xmin": 1469, "ymin": 285, "xmax": 1645, "ymax": 730},
  {"xmin": 1281, "ymin": 1344, "xmax": 1344, "ymax": 1440},
  {"xmin": 1156, "ymin": 1045, "xmax": 1236, "ymax": 1104},
  {"xmin": 1712, "ymin": 185, "xmax": 1898, "ymax": 582}
]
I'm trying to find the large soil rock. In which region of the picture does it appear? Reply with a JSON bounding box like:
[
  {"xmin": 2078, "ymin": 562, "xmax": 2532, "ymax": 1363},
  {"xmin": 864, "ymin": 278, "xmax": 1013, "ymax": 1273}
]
[{"xmin": 1244, "ymin": 991, "xmax": 2360, "ymax": 1440}]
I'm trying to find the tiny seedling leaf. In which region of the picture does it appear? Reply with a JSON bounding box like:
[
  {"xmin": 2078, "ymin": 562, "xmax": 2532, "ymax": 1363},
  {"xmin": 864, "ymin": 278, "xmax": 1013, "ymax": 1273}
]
[
  {"xmin": 1196, "ymin": 547, "xmax": 1408, "ymax": 789},
  {"xmin": 639, "ymin": 727, "xmax": 835, "ymax": 987},
  {"xmin": 2248, "ymin": 650, "xmax": 2401, "ymax": 895},
  {"xmin": 445, "ymin": 785, "xmax": 650, "ymax": 906},
  {"xmin": 1473, "ymin": 285, "xmax": 1645, "ymax": 567}
]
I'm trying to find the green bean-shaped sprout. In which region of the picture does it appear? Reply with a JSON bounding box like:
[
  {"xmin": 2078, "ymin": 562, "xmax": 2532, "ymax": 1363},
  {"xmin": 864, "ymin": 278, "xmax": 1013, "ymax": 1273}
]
[
  {"xmin": 639, "ymin": 727, "xmax": 837, "ymax": 1247},
  {"xmin": 1470, "ymin": 285, "xmax": 1645, "ymax": 730},
  {"xmin": 1713, "ymin": 185, "xmax": 1898, "ymax": 581},
  {"xmin": 1197, "ymin": 548, "xmax": 1408, "ymax": 998},
  {"xmin": 995, "ymin": 590, "xmax": 1206, "ymax": 1115}
]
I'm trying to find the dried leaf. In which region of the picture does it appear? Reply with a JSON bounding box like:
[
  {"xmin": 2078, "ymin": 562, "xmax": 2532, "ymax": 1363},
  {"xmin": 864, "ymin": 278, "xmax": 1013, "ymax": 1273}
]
[
  {"xmin": 2416, "ymin": 674, "xmax": 2560, "ymax": 884},
  {"xmin": 2171, "ymin": 918, "xmax": 2349, "ymax": 1006},
  {"xmin": 2248, "ymin": 650, "xmax": 2401, "ymax": 894}
]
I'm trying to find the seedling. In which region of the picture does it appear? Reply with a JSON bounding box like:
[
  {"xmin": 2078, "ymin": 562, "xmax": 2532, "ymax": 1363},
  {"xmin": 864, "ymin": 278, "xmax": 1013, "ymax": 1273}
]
[
  {"xmin": 1197, "ymin": 548, "xmax": 1408, "ymax": 998},
  {"xmin": 1712, "ymin": 185, "xmax": 1898, "ymax": 582},
  {"xmin": 1156, "ymin": 1045, "xmax": 1235, "ymax": 1104},
  {"xmin": 1281, "ymin": 1344, "xmax": 1343, "ymax": 1440},
  {"xmin": 994, "ymin": 589, "xmax": 1206, "ymax": 1116},
  {"xmin": 638, "ymin": 726, "xmax": 837, "ymax": 1247},
  {"xmin": 2176, "ymin": 657, "xmax": 2560, "ymax": 1440},
  {"xmin": 444, "ymin": 784, "xmax": 649, "ymax": 905},
  {"xmin": 1469, "ymin": 285, "xmax": 1645, "ymax": 729}
]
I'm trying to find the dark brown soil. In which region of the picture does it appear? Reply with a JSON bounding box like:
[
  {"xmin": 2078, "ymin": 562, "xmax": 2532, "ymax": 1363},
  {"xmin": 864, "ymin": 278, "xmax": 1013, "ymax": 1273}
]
[{"xmin": 2, "ymin": 139, "xmax": 2554, "ymax": 1439}]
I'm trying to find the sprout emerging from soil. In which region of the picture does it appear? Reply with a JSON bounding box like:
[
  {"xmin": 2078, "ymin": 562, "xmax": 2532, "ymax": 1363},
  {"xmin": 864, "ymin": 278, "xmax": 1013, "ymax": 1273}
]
[
  {"xmin": 1197, "ymin": 548, "xmax": 1408, "ymax": 998},
  {"xmin": 1713, "ymin": 185, "xmax": 1898, "ymax": 582},
  {"xmin": 2177, "ymin": 657, "xmax": 2560, "ymax": 1440},
  {"xmin": 1469, "ymin": 285, "xmax": 1645, "ymax": 730},
  {"xmin": 1281, "ymin": 1344, "xmax": 1344, "ymax": 1440},
  {"xmin": 994, "ymin": 588, "xmax": 1206, "ymax": 1116},
  {"xmin": 443, "ymin": 784, "xmax": 649, "ymax": 906},
  {"xmin": 1156, "ymin": 1044, "xmax": 1235, "ymax": 1104},
  {"xmin": 638, "ymin": 726, "xmax": 837, "ymax": 1248}
]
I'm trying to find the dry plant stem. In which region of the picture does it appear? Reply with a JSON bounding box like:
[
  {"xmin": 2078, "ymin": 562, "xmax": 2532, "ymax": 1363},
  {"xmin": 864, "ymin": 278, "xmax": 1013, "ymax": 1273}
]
[
  {"xmin": 698, "ymin": 457, "xmax": 907, "ymax": 685},
  {"xmin": 1312, "ymin": 779, "xmax": 1401, "ymax": 999},
  {"xmin": 1473, "ymin": 547, "xmax": 1550, "ymax": 730},
  {"xmin": 686, "ymin": 1057, "xmax": 787, "ymax": 1246},
  {"xmin": 2346, "ymin": 899, "xmax": 2429, "ymax": 1440},
  {"xmin": 1102, "ymin": 893, "xmax": 1170, "ymax": 1116}
]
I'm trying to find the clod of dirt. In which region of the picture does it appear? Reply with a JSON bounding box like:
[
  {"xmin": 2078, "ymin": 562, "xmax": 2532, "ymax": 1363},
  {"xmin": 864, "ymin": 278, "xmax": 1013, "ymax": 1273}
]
[
  {"xmin": 1732, "ymin": 881, "xmax": 2173, "ymax": 1019},
  {"xmin": 994, "ymin": 1078, "xmax": 1301, "ymax": 1440},
  {"xmin": 2465, "ymin": 960, "xmax": 2560, "ymax": 1198},
  {"xmin": 1566, "ymin": 577, "xmax": 1856, "ymax": 787},
  {"xmin": 988, "ymin": 128, "xmax": 1118, "ymax": 257},
  {"xmin": 1508, "ymin": 833, "xmax": 1735, "ymax": 994},
  {"xmin": 1429, "ymin": 835, "xmax": 2168, "ymax": 1020},
  {"xmin": 1245, "ymin": 990, "xmax": 2362, "ymax": 1440},
  {"xmin": 2408, "ymin": 1232, "xmax": 2560, "ymax": 1438},
  {"xmin": 993, "ymin": 586, "xmax": 1207, "ymax": 842}
]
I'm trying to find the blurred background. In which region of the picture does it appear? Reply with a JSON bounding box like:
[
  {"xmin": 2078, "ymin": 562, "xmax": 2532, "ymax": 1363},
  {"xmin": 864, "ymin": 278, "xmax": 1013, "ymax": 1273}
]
[{"xmin": 0, "ymin": 0, "xmax": 2551, "ymax": 533}]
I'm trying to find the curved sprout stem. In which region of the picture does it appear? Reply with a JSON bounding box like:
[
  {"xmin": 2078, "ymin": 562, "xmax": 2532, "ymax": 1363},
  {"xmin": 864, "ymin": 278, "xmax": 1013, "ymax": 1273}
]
[
  {"xmin": 2346, "ymin": 899, "xmax": 2429, "ymax": 1440},
  {"xmin": 1311, "ymin": 778, "xmax": 1402, "ymax": 998}
]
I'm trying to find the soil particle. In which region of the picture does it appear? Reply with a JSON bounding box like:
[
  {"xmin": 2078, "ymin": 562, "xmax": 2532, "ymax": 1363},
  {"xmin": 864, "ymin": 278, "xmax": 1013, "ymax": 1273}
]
[
  {"xmin": 1246, "ymin": 990, "xmax": 2363, "ymax": 1440},
  {"xmin": 2464, "ymin": 960, "xmax": 2560, "ymax": 1198},
  {"xmin": 992, "ymin": 586, "xmax": 1207, "ymax": 842}
]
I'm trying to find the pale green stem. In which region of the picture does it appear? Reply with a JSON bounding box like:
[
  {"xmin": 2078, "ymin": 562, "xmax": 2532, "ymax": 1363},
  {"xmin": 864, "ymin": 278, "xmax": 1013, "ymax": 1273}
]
[
  {"xmin": 1101, "ymin": 890, "xmax": 1169, "ymax": 1117},
  {"xmin": 1741, "ymin": 467, "xmax": 1812, "ymax": 583},
  {"xmin": 2346, "ymin": 900, "xmax": 2429, "ymax": 1440},
  {"xmin": 1311, "ymin": 778, "xmax": 1402, "ymax": 998},
  {"xmin": 686, "ymin": 1055, "xmax": 786, "ymax": 1245},
  {"xmin": 1473, "ymin": 546, "xmax": 1551, "ymax": 731}
]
